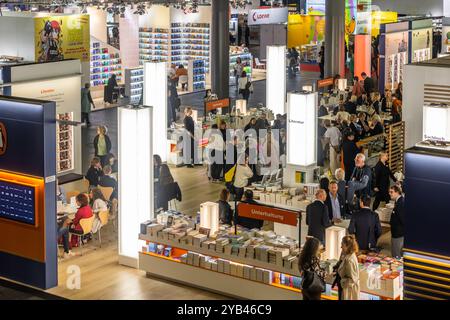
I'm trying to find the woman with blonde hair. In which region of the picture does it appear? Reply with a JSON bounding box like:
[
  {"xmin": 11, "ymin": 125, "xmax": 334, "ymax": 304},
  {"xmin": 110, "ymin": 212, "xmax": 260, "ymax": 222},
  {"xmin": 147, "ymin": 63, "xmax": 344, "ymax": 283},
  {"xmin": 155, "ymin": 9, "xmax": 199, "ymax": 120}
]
[
  {"xmin": 337, "ymin": 235, "xmax": 360, "ymax": 300},
  {"xmin": 93, "ymin": 125, "xmax": 112, "ymax": 167}
]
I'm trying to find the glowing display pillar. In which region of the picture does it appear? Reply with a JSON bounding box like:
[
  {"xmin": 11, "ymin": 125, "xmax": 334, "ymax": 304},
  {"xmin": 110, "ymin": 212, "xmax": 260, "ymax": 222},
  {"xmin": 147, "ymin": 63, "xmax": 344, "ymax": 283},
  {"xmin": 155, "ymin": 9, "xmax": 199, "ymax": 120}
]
[
  {"xmin": 266, "ymin": 45, "xmax": 287, "ymax": 115},
  {"xmin": 325, "ymin": 226, "xmax": 346, "ymax": 260},
  {"xmin": 199, "ymin": 202, "xmax": 220, "ymax": 236},
  {"xmin": 144, "ymin": 61, "xmax": 167, "ymax": 162},
  {"xmin": 118, "ymin": 106, "xmax": 153, "ymax": 268}
]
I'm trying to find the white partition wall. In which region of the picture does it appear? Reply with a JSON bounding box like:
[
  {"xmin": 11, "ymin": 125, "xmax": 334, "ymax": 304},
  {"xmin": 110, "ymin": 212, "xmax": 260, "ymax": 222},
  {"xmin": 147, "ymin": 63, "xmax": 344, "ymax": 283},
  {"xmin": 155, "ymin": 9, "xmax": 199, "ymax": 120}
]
[
  {"xmin": 286, "ymin": 92, "xmax": 317, "ymax": 166},
  {"xmin": 144, "ymin": 61, "xmax": 168, "ymax": 161},
  {"xmin": 118, "ymin": 106, "xmax": 153, "ymax": 268},
  {"xmin": 266, "ymin": 45, "xmax": 286, "ymax": 115}
]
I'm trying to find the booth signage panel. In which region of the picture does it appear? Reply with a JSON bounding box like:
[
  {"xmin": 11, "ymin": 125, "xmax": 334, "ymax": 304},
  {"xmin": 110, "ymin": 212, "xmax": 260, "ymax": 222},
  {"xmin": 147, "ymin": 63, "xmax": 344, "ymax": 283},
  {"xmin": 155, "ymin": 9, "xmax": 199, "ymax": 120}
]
[
  {"xmin": 205, "ymin": 98, "xmax": 230, "ymax": 112},
  {"xmin": 317, "ymin": 77, "xmax": 334, "ymax": 88},
  {"xmin": 34, "ymin": 14, "xmax": 90, "ymax": 63},
  {"xmin": 248, "ymin": 8, "xmax": 288, "ymax": 26},
  {"xmin": 287, "ymin": 14, "xmax": 325, "ymax": 47},
  {"xmin": 237, "ymin": 202, "xmax": 298, "ymax": 226},
  {"xmin": 306, "ymin": 0, "xmax": 325, "ymax": 15}
]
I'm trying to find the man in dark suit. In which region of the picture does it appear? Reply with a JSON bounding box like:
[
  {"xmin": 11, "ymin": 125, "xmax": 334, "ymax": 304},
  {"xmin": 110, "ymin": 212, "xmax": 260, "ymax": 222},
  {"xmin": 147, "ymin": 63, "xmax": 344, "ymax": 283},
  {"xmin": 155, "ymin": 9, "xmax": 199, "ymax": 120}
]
[
  {"xmin": 98, "ymin": 165, "xmax": 118, "ymax": 200},
  {"xmin": 361, "ymin": 72, "xmax": 375, "ymax": 94},
  {"xmin": 306, "ymin": 189, "xmax": 332, "ymax": 244},
  {"xmin": 348, "ymin": 196, "xmax": 382, "ymax": 250},
  {"xmin": 183, "ymin": 107, "xmax": 196, "ymax": 168},
  {"xmin": 389, "ymin": 185, "xmax": 405, "ymax": 258},
  {"xmin": 373, "ymin": 153, "xmax": 397, "ymax": 210},
  {"xmin": 325, "ymin": 181, "xmax": 346, "ymax": 221}
]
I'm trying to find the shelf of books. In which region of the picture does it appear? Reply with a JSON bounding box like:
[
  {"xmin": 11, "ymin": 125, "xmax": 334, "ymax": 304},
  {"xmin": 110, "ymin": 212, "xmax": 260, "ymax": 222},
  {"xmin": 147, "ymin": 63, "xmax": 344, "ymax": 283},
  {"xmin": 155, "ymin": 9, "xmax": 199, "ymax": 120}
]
[
  {"xmin": 90, "ymin": 40, "xmax": 122, "ymax": 87},
  {"xmin": 171, "ymin": 23, "xmax": 210, "ymax": 72},
  {"xmin": 139, "ymin": 217, "xmax": 403, "ymax": 300},
  {"xmin": 188, "ymin": 60, "xmax": 206, "ymax": 92},
  {"xmin": 139, "ymin": 27, "xmax": 170, "ymax": 65},
  {"xmin": 56, "ymin": 112, "xmax": 74, "ymax": 173},
  {"xmin": 125, "ymin": 67, "xmax": 144, "ymax": 105}
]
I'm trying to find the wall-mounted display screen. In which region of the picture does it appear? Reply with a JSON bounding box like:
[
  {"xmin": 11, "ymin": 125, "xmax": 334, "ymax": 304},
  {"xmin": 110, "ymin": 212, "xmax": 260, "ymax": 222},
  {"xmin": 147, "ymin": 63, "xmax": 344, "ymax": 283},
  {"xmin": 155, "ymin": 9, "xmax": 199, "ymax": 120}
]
[{"xmin": 0, "ymin": 179, "xmax": 36, "ymax": 225}]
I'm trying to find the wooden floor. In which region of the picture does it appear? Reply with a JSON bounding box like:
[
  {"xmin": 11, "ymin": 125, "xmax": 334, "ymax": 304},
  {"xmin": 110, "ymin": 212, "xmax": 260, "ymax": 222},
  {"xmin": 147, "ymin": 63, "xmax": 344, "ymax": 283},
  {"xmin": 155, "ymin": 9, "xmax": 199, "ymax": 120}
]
[{"xmin": 47, "ymin": 165, "xmax": 228, "ymax": 300}]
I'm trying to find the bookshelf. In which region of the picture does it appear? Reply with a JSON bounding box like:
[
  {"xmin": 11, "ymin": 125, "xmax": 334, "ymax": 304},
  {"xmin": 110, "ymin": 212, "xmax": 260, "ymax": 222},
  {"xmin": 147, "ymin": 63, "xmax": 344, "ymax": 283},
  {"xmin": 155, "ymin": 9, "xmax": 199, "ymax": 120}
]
[
  {"xmin": 90, "ymin": 41, "xmax": 122, "ymax": 87},
  {"xmin": 139, "ymin": 27, "xmax": 170, "ymax": 65}
]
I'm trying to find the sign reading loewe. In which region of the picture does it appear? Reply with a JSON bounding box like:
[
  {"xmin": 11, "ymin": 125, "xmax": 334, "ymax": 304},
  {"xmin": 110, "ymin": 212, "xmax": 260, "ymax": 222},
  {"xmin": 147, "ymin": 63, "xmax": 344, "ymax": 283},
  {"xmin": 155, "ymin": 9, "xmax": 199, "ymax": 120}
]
[{"xmin": 237, "ymin": 202, "xmax": 298, "ymax": 226}]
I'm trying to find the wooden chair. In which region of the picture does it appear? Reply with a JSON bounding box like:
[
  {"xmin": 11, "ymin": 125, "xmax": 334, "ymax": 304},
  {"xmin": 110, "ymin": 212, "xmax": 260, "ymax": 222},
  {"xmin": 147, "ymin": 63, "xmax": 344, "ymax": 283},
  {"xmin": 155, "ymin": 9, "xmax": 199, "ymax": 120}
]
[
  {"xmin": 96, "ymin": 210, "xmax": 109, "ymax": 247},
  {"xmin": 109, "ymin": 199, "xmax": 118, "ymax": 232},
  {"xmin": 66, "ymin": 190, "xmax": 80, "ymax": 202},
  {"xmin": 69, "ymin": 216, "xmax": 95, "ymax": 256},
  {"xmin": 98, "ymin": 186, "xmax": 114, "ymax": 201}
]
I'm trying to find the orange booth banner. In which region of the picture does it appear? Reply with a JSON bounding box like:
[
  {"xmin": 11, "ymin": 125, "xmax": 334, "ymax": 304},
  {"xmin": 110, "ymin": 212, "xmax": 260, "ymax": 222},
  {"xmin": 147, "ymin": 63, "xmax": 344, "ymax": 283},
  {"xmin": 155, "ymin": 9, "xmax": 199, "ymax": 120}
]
[
  {"xmin": 205, "ymin": 98, "xmax": 230, "ymax": 112},
  {"xmin": 317, "ymin": 77, "xmax": 334, "ymax": 89},
  {"xmin": 354, "ymin": 34, "xmax": 372, "ymax": 79},
  {"xmin": 237, "ymin": 202, "xmax": 299, "ymax": 226}
]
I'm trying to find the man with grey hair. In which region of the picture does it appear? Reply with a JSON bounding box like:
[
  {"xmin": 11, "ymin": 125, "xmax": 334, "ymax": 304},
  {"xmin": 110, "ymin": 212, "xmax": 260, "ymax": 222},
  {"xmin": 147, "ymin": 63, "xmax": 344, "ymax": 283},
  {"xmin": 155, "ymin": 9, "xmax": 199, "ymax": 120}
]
[
  {"xmin": 347, "ymin": 153, "xmax": 372, "ymax": 208},
  {"xmin": 306, "ymin": 189, "xmax": 332, "ymax": 244}
]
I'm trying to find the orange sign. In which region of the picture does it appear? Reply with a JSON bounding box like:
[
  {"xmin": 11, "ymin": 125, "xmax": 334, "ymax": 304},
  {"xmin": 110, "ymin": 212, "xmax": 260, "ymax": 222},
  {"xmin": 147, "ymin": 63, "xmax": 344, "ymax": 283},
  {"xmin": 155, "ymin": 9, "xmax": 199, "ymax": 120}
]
[
  {"xmin": 237, "ymin": 202, "xmax": 298, "ymax": 226},
  {"xmin": 317, "ymin": 77, "xmax": 334, "ymax": 88},
  {"xmin": 205, "ymin": 98, "xmax": 230, "ymax": 112}
]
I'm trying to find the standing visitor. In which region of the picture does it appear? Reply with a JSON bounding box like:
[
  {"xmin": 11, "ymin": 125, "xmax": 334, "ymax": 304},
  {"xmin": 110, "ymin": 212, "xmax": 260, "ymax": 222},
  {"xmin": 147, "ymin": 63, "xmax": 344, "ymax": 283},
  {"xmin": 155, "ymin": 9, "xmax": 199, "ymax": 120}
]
[
  {"xmin": 318, "ymin": 45, "xmax": 325, "ymax": 79},
  {"xmin": 337, "ymin": 235, "xmax": 360, "ymax": 300},
  {"xmin": 154, "ymin": 154, "xmax": 174, "ymax": 211},
  {"xmin": 373, "ymin": 153, "xmax": 397, "ymax": 210},
  {"xmin": 233, "ymin": 155, "xmax": 253, "ymax": 201},
  {"xmin": 218, "ymin": 189, "xmax": 233, "ymax": 225},
  {"xmin": 183, "ymin": 107, "xmax": 196, "ymax": 168},
  {"xmin": 81, "ymin": 83, "xmax": 95, "ymax": 126},
  {"xmin": 342, "ymin": 130, "xmax": 361, "ymax": 181},
  {"xmin": 361, "ymin": 72, "xmax": 375, "ymax": 94},
  {"xmin": 104, "ymin": 74, "xmax": 118, "ymax": 104},
  {"xmin": 238, "ymin": 71, "xmax": 253, "ymax": 103},
  {"xmin": 233, "ymin": 57, "xmax": 244, "ymax": 89},
  {"xmin": 306, "ymin": 189, "xmax": 331, "ymax": 244},
  {"xmin": 298, "ymin": 237, "xmax": 326, "ymax": 300},
  {"xmin": 389, "ymin": 185, "xmax": 405, "ymax": 259},
  {"xmin": 93, "ymin": 125, "xmax": 112, "ymax": 167},
  {"xmin": 323, "ymin": 120, "xmax": 342, "ymax": 175},
  {"xmin": 348, "ymin": 196, "xmax": 382, "ymax": 250}
]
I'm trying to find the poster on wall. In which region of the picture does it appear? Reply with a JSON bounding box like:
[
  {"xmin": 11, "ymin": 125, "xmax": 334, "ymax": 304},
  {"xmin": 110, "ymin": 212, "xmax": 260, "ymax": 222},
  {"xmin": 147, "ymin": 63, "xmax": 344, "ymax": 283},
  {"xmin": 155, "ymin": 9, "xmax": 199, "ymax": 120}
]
[
  {"xmin": 345, "ymin": 0, "xmax": 358, "ymax": 35},
  {"xmin": 306, "ymin": 0, "xmax": 325, "ymax": 15},
  {"xmin": 443, "ymin": 26, "xmax": 450, "ymax": 54},
  {"xmin": 411, "ymin": 28, "xmax": 433, "ymax": 63},
  {"xmin": 288, "ymin": 14, "xmax": 325, "ymax": 47},
  {"xmin": 34, "ymin": 14, "xmax": 90, "ymax": 63},
  {"xmin": 385, "ymin": 32, "xmax": 409, "ymax": 90}
]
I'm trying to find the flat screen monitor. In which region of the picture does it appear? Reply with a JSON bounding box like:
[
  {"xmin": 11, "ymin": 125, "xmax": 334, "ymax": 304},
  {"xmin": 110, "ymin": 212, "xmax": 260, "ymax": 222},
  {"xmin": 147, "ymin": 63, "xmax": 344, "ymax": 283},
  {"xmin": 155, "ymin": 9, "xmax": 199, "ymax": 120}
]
[{"xmin": 0, "ymin": 179, "xmax": 36, "ymax": 225}]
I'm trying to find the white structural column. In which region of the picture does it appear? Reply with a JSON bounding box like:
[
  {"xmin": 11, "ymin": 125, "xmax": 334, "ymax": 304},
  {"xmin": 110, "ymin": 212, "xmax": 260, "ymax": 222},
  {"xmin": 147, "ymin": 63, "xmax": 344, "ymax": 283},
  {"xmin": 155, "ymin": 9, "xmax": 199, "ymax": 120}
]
[
  {"xmin": 325, "ymin": 0, "xmax": 346, "ymax": 78},
  {"xmin": 266, "ymin": 45, "xmax": 287, "ymax": 115},
  {"xmin": 118, "ymin": 106, "xmax": 153, "ymax": 268},
  {"xmin": 144, "ymin": 61, "xmax": 168, "ymax": 161},
  {"xmin": 286, "ymin": 92, "xmax": 317, "ymax": 167}
]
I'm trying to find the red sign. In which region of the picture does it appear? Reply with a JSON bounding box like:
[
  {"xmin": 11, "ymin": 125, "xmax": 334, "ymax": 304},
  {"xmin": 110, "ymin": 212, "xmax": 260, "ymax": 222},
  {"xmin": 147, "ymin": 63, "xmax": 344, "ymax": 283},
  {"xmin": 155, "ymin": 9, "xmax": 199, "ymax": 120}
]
[
  {"xmin": 205, "ymin": 98, "xmax": 230, "ymax": 112},
  {"xmin": 317, "ymin": 77, "xmax": 334, "ymax": 89},
  {"xmin": 237, "ymin": 202, "xmax": 298, "ymax": 226}
]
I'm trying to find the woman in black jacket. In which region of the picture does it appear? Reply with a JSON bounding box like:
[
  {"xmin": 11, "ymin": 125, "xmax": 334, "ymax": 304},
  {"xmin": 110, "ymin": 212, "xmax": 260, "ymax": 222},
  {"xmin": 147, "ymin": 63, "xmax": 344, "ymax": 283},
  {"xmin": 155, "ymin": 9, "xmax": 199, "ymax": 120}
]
[
  {"xmin": 85, "ymin": 157, "xmax": 103, "ymax": 189},
  {"xmin": 154, "ymin": 154, "xmax": 174, "ymax": 211},
  {"xmin": 298, "ymin": 237, "xmax": 326, "ymax": 300},
  {"xmin": 93, "ymin": 125, "xmax": 112, "ymax": 167},
  {"xmin": 218, "ymin": 189, "xmax": 233, "ymax": 225}
]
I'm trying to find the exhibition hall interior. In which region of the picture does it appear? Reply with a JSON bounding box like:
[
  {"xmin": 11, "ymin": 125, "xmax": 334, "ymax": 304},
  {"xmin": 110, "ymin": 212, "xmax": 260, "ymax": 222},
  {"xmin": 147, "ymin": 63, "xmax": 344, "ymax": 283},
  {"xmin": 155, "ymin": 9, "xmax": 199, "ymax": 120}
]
[{"xmin": 0, "ymin": 0, "xmax": 449, "ymax": 302}]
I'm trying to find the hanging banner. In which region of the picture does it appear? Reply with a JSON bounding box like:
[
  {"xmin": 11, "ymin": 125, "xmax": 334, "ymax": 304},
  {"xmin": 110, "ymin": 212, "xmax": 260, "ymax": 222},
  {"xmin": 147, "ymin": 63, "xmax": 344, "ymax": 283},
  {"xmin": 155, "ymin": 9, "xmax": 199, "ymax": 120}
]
[
  {"xmin": 248, "ymin": 8, "xmax": 288, "ymax": 25},
  {"xmin": 34, "ymin": 14, "xmax": 90, "ymax": 63},
  {"xmin": 237, "ymin": 202, "xmax": 299, "ymax": 226}
]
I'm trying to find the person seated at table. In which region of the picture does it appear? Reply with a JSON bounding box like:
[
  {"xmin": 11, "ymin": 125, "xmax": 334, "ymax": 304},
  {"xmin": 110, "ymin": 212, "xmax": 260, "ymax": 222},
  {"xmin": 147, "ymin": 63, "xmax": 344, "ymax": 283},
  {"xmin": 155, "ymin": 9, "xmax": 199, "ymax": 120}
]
[
  {"xmin": 99, "ymin": 165, "xmax": 118, "ymax": 200},
  {"xmin": 70, "ymin": 193, "xmax": 93, "ymax": 247},
  {"xmin": 336, "ymin": 104, "xmax": 351, "ymax": 123},
  {"xmin": 90, "ymin": 188, "xmax": 108, "ymax": 234},
  {"xmin": 86, "ymin": 157, "xmax": 103, "ymax": 189},
  {"xmin": 345, "ymin": 95, "xmax": 358, "ymax": 115},
  {"xmin": 357, "ymin": 112, "xmax": 370, "ymax": 137},
  {"xmin": 57, "ymin": 179, "xmax": 67, "ymax": 204},
  {"xmin": 57, "ymin": 216, "xmax": 73, "ymax": 259},
  {"xmin": 369, "ymin": 115, "xmax": 384, "ymax": 136},
  {"xmin": 235, "ymin": 190, "xmax": 264, "ymax": 230},
  {"xmin": 105, "ymin": 153, "xmax": 118, "ymax": 173}
]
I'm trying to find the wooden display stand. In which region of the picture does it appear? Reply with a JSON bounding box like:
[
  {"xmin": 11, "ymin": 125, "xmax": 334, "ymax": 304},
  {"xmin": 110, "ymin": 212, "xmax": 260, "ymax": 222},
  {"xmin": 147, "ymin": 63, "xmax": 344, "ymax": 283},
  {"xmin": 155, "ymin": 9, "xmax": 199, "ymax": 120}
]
[{"xmin": 386, "ymin": 121, "xmax": 405, "ymax": 174}]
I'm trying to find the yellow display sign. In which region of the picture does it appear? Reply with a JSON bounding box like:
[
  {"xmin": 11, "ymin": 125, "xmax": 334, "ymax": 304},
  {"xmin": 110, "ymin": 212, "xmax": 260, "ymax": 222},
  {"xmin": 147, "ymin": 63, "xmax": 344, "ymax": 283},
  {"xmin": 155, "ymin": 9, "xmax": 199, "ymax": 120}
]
[
  {"xmin": 372, "ymin": 11, "xmax": 398, "ymax": 37},
  {"xmin": 288, "ymin": 14, "xmax": 325, "ymax": 48},
  {"xmin": 34, "ymin": 14, "xmax": 90, "ymax": 63}
]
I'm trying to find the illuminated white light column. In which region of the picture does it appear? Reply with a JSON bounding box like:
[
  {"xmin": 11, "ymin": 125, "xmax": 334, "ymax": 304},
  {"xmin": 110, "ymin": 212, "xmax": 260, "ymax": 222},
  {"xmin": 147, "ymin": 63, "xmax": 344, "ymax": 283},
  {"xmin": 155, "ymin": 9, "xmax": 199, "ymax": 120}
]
[
  {"xmin": 236, "ymin": 99, "xmax": 247, "ymax": 115},
  {"xmin": 337, "ymin": 79, "xmax": 347, "ymax": 91},
  {"xmin": 423, "ymin": 104, "xmax": 450, "ymax": 142},
  {"xmin": 325, "ymin": 226, "xmax": 346, "ymax": 260},
  {"xmin": 118, "ymin": 106, "xmax": 153, "ymax": 268},
  {"xmin": 266, "ymin": 45, "xmax": 286, "ymax": 115},
  {"xmin": 287, "ymin": 92, "xmax": 317, "ymax": 166},
  {"xmin": 199, "ymin": 202, "xmax": 219, "ymax": 235},
  {"xmin": 144, "ymin": 61, "xmax": 167, "ymax": 162}
]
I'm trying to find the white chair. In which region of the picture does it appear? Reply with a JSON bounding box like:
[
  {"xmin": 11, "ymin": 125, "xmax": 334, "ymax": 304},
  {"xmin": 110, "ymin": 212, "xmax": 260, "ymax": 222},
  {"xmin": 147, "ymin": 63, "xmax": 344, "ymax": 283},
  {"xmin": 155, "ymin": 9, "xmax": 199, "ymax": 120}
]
[
  {"xmin": 69, "ymin": 216, "xmax": 95, "ymax": 256},
  {"xmin": 254, "ymin": 58, "xmax": 266, "ymax": 69}
]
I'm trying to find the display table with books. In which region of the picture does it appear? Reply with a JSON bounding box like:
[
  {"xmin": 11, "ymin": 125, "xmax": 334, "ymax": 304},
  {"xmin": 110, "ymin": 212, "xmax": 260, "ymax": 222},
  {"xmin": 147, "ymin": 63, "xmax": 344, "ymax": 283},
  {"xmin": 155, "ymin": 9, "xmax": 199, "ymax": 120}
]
[{"xmin": 138, "ymin": 211, "xmax": 403, "ymax": 300}]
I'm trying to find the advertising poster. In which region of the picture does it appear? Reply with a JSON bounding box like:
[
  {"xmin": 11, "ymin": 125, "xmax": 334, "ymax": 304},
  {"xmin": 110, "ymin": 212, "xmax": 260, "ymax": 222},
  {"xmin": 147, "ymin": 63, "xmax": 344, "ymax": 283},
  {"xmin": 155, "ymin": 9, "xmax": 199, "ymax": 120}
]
[
  {"xmin": 356, "ymin": 0, "xmax": 372, "ymax": 35},
  {"xmin": 385, "ymin": 31, "xmax": 409, "ymax": 90},
  {"xmin": 411, "ymin": 28, "xmax": 433, "ymax": 63},
  {"xmin": 443, "ymin": 26, "xmax": 450, "ymax": 54},
  {"xmin": 288, "ymin": 14, "xmax": 325, "ymax": 47},
  {"xmin": 306, "ymin": 0, "xmax": 325, "ymax": 15},
  {"xmin": 345, "ymin": 0, "xmax": 358, "ymax": 35},
  {"xmin": 371, "ymin": 11, "xmax": 398, "ymax": 37},
  {"xmin": 34, "ymin": 14, "xmax": 90, "ymax": 63}
]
